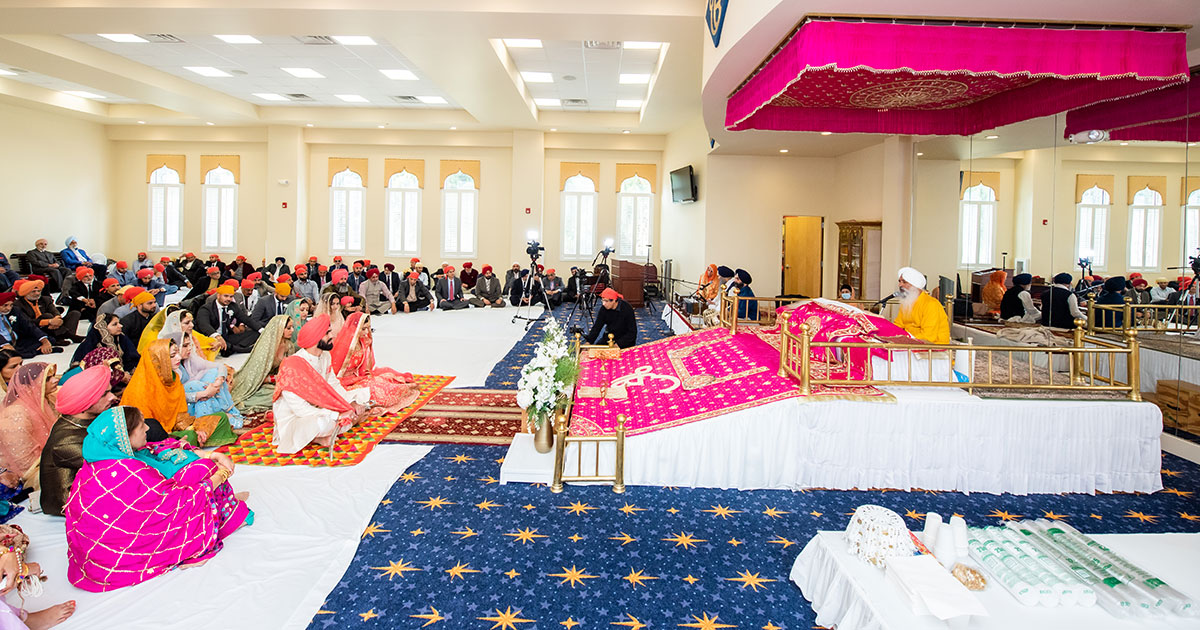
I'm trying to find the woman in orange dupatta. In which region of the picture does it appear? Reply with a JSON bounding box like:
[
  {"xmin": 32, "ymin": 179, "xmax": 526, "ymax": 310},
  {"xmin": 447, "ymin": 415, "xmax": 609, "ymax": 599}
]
[
  {"xmin": 699, "ymin": 264, "xmax": 720, "ymax": 302},
  {"xmin": 328, "ymin": 313, "xmax": 420, "ymax": 415},
  {"xmin": 120, "ymin": 338, "xmax": 230, "ymax": 446},
  {"xmin": 981, "ymin": 270, "xmax": 1007, "ymax": 315}
]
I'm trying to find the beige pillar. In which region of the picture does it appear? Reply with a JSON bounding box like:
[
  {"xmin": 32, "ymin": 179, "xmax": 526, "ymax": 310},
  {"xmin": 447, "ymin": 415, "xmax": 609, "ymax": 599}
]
[
  {"xmin": 511, "ymin": 130, "xmax": 545, "ymax": 265},
  {"xmin": 265, "ymin": 125, "xmax": 308, "ymax": 263},
  {"xmin": 879, "ymin": 135, "xmax": 914, "ymax": 289}
]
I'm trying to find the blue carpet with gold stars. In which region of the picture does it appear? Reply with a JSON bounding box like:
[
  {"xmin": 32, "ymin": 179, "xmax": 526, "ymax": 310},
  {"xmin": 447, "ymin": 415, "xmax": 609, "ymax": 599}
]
[
  {"xmin": 311, "ymin": 445, "xmax": 1200, "ymax": 629},
  {"xmin": 482, "ymin": 302, "xmax": 673, "ymax": 389}
]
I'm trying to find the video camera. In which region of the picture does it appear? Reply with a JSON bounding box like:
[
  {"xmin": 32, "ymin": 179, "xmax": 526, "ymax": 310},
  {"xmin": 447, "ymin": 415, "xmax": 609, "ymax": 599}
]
[
  {"xmin": 1191, "ymin": 254, "xmax": 1200, "ymax": 277},
  {"xmin": 526, "ymin": 239, "xmax": 545, "ymax": 260}
]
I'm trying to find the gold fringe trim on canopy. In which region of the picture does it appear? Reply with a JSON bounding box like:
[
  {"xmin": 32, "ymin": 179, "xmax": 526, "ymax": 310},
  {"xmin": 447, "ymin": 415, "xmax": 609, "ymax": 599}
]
[
  {"xmin": 615, "ymin": 163, "xmax": 658, "ymax": 193},
  {"xmin": 959, "ymin": 171, "xmax": 1000, "ymax": 199},
  {"xmin": 1076, "ymin": 174, "xmax": 1114, "ymax": 201},
  {"xmin": 384, "ymin": 158, "xmax": 425, "ymax": 188},
  {"xmin": 559, "ymin": 162, "xmax": 600, "ymax": 190},
  {"xmin": 146, "ymin": 155, "xmax": 185, "ymax": 183},
  {"xmin": 440, "ymin": 160, "xmax": 480, "ymax": 188},
  {"xmin": 200, "ymin": 155, "xmax": 240, "ymax": 184},
  {"xmin": 328, "ymin": 157, "xmax": 368, "ymax": 186}
]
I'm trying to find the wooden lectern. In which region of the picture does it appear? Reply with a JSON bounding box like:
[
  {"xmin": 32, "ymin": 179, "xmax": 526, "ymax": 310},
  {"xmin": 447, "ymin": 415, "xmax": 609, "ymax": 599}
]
[{"xmin": 610, "ymin": 259, "xmax": 646, "ymax": 307}]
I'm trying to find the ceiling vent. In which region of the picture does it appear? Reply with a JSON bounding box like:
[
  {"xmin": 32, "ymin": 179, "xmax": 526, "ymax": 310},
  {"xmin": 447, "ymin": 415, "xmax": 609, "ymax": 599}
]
[
  {"xmin": 563, "ymin": 98, "xmax": 589, "ymax": 107},
  {"xmin": 391, "ymin": 95, "xmax": 421, "ymax": 104},
  {"xmin": 142, "ymin": 34, "xmax": 185, "ymax": 43},
  {"xmin": 285, "ymin": 93, "xmax": 315, "ymax": 101},
  {"xmin": 584, "ymin": 41, "xmax": 622, "ymax": 50},
  {"xmin": 294, "ymin": 35, "xmax": 337, "ymax": 45}
]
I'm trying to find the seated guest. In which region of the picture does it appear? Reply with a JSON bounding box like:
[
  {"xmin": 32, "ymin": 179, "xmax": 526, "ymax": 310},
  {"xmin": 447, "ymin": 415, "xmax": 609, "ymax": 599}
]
[
  {"xmin": 502, "ymin": 262, "xmax": 522, "ymax": 295},
  {"xmin": 509, "ymin": 269, "xmax": 547, "ymax": 307},
  {"xmin": 119, "ymin": 290, "xmax": 159, "ymax": 346},
  {"xmin": 285, "ymin": 299, "xmax": 312, "ymax": 345},
  {"xmin": 0, "ymin": 349, "xmax": 20, "ymax": 394},
  {"xmin": 183, "ymin": 265, "xmax": 226, "ymax": 302},
  {"xmin": 15, "ymin": 277, "xmax": 83, "ymax": 345},
  {"xmin": 228, "ymin": 255, "xmax": 255, "ymax": 281},
  {"xmin": 235, "ymin": 277, "xmax": 262, "ymax": 314},
  {"xmin": 176, "ymin": 252, "xmax": 206, "ymax": 285},
  {"xmin": 251, "ymin": 282, "xmax": 294, "ymax": 331},
  {"xmin": 732, "ymin": 269, "xmax": 758, "ymax": 320},
  {"xmin": 437, "ymin": 266, "xmax": 469, "ymax": 310},
  {"xmin": 361, "ymin": 269, "xmax": 396, "ymax": 315},
  {"xmin": 26, "ymin": 238, "xmax": 67, "ymax": 290},
  {"xmin": 207, "ymin": 254, "xmax": 226, "ymax": 274},
  {"xmin": 41, "ymin": 364, "xmax": 117, "ymax": 517},
  {"xmin": 108, "ymin": 260, "xmax": 137, "ymax": 286},
  {"xmin": 698, "ymin": 264, "xmax": 720, "ymax": 303},
  {"xmin": 1000, "ymin": 273, "xmax": 1041, "ymax": 324},
  {"xmin": 112, "ymin": 286, "xmax": 145, "ymax": 320},
  {"xmin": 543, "ymin": 269, "xmax": 565, "ymax": 307},
  {"xmin": 151, "ymin": 264, "xmax": 179, "ymax": 304},
  {"xmin": 231, "ymin": 315, "xmax": 295, "ymax": 413},
  {"xmin": 94, "ymin": 278, "xmax": 123, "ymax": 318},
  {"xmin": 1, "ymin": 293, "xmax": 59, "ymax": 357},
  {"xmin": 171, "ymin": 333, "xmax": 241, "ymax": 435},
  {"xmin": 292, "ymin": 265, "xmax": 320, "ymax": 303},
  {"xmin": 381, "ymin": 263, "xmax": 404, "ymax": 296},
  {"xmin": 717, "ymin": 265, "xmax": 736, "ymax": 296},
  {"xmin": 314, "ymin": 292, "xmax": 347, "ymax": 337},
  {"xmin": 272, "ymin": 314, "xmax": 371, "ymax": 453},
  {"xmin": 329, "ymin": 255, "xmax": 349, "ymax": 276},
  {"xmin": 331, "ymin": 313, "xmax": 420, "ymax": 414},
  {"xmin": 407, "ymin": 258, "xmax": 429, "ymax": 287},
  {"xmin": 564, "ymin": 266, "xmax": 582, "ymax": 302},
  {"xmin": 584, "ymin": 288, "xmax": 638, "ymax": 348},
  {"xmin": 1151, "ymin": 277, "xmax": 1173, "ymax": 303},
  {"xmin": 132, "ymin": 251, "xmax": 152, "ymax": 271},
  {"xmin": 316, "ymin": 264, "xmax": 330, "ymax": 288},
  {"xmin": 259, "ymin": 256, "xmax": 283, "ymax": 280},
  {"xmin": 459, "ymin": 262, "xmax": 479, "ymax": 291},
  {"xmin": 430, "ymin": 264, "xmax": 446, "ymax": 288},
  {"xmin": 981, "ymin": 270, "xmax": 1007, "ymax": 315},
  {"xmin": 59, "ymin": 236, "xmax": 106, "ymax": 278},
  {"xmin": 0, "ymin": 253, "xmax": 17, "ymax": 293},
  {"xmin": 838, "ymin": 283, "xmax": 855, "ymax": 300},
  {"xmin": 160, "ymin": 256, "xmax": 189, "ymax": 287},
  {"xmin": 347, "ymin": 261, "xmax": 367, "ymax": 291},
  {"xmin": 136, "ymin": 267, "xmax": 168, "ymax": 306},
  {"xmin": 397, "ymin": 272, "xmax": 435, "ymax": 313},
  {"xmin": 340, "ymin": 295, "xmax": 363, "ymax": 317},
  {"xmin": 1040, "ymin": 272, "xmax": 1086, "ymax": 329},
  {"xmin": 147, "ymin": 307, "xmax": 225, "ymax": 360},
  {"xmin": 470, "ymin": 265, "xmax": 505, "ymax": 308},
  {"xmin": 892, "ymin": 267, "xmax": 949, "ymax": 343},
  {"xmin": 305, "ymin": 256, "xmax": 321, "ymax": 280},
  {"xmin": 120, "ymin": 338, "xmax": 229, "ymax": 445},
  {"xmin": 71, "ymin": 313, "xmax": 140, "ymax": 375},
  {"xmin": 0, "ymin": 362, "xmax": 59, "ymax": 486},
  {"xmin": 65, "ymin": 405, "xmax": 251, "ymax": 592},
  {"xmin": 196, "ymin": 284, "xmax": 259, "ymax": 355},
  {"xmin": 1130, "ymin": 278, "xmax": 1153, "ymax": 305},
  {"xmin": 321, "ymin": 269, "xmax": 363, "ymax": 303},
  {"xmin": 67, "ymin": 266, "xmax": 103, "ymax": 323},
  {"xmin": 1095, "ymin": 276, "xmax": 1128, "ymax": 328}
]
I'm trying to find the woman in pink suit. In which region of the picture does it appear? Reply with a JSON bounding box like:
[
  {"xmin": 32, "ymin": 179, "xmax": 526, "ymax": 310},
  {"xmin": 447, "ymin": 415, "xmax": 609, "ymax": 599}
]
[{"xmin": 64, "ymin": 406, "xmax": 252, "ymax": 592}]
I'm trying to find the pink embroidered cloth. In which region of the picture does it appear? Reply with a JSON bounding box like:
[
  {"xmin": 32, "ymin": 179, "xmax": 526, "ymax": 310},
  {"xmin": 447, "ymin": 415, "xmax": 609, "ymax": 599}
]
[
  {"xmin": 759, "ymin": 299, "xmax": 914, "ymax": 381},
  {"xmin": 726, "ymin": 20, "xmax": 1188, "ymax": 136},
  {"xmin": 1066, "ymin": 68, "xmax": 1200, "ymax": 143},
  {"xmin": 65, "ymin": 458, "xmax": 249, "ymax": 592},
  {"xmin": 569, "ymin": 327, "xmax": 887, "ymax": 437}
]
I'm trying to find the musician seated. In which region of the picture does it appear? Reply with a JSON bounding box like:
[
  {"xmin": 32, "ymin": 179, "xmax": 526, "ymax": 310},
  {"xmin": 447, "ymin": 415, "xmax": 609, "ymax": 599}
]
[
  {"xmin": 584, "ymin": 288, "xmax": 637, "ymax": 348},
  {"xmin": 892, "ymin": 267, "xmax": 949, "ymax": 344}
]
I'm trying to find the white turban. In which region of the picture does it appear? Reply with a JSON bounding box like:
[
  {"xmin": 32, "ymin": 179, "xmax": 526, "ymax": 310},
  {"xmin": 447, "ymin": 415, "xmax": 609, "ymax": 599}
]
[{"xmin": 898, "ymin": 267, "xmax": 926, "ymax": 290}]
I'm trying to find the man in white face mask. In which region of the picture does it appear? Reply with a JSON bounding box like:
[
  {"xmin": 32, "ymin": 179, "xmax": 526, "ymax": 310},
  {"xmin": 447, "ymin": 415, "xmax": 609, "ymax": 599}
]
[{"xmin": 892, "ymin": 267, "xmax": 949, "ymax": 343}]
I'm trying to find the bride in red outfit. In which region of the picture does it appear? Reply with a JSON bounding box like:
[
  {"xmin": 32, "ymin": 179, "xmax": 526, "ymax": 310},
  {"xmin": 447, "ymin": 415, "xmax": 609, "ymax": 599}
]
[{"xmin": 328, "ymin": 312, "xmax": 420, "ymax": 415}]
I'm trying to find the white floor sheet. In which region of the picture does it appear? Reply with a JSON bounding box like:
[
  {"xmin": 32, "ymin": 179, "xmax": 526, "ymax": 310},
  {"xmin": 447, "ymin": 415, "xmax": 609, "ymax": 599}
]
[{"xmin": 7, "ymin": 444, "xmax": 431, "ymax": 630}]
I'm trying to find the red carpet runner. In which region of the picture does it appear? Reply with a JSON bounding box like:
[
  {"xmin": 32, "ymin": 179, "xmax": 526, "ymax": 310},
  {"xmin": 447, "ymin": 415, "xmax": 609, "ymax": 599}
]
[{"xmin": 383, "ymin": 389, "xmax": 524, "ymax": 445}]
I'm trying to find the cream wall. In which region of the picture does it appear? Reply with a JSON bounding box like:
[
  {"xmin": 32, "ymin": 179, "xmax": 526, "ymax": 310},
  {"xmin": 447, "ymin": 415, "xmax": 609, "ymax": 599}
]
[
  {"xmin": 0, "ymin": 100, "xmax": 112, "ymax": 258},
  {"xmin": 830, "ymin": 144, "xmax": 885, "ymax": 297},
  {"xmin": 659, "ymin": 115, "xmax": 709, "ymax": 287},
  {"xmin": 912, "ymin": 159, "xmax": 961, "ymax": 282}
]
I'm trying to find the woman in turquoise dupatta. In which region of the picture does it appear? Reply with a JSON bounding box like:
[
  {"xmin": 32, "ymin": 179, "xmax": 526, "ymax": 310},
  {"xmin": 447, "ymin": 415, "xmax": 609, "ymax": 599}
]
[
  {"xmin": 230, "ymin": 315, "xmax": 295, "ymax": 413},
  {"xmin": 285, "ymin": 299, "xmax": 312, "ymax": 346}
]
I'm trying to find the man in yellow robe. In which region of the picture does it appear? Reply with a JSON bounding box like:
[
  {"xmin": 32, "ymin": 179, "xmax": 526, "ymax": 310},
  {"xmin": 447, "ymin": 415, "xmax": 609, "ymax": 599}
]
[{"xmin": 892, "ymin": 267, "xmax": 949, "ymax": 344}]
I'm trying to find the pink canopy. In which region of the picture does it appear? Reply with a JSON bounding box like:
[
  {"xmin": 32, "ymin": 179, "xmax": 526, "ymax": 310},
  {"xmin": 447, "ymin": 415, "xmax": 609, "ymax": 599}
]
[
  {"xmin": 726, "ymin": 20, "xmax": 1188, "ymax": 136},
  {"xmin": 1065, "ymin": 69, "xmax": 1200, "ymax": 142}
]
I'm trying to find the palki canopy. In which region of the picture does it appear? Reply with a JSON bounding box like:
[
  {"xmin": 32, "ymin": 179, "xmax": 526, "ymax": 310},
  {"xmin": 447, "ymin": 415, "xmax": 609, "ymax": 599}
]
[
  {"xmin": 1065, "ymin": 68, "xmax": 1200, "ymax": 143},
  {"xmin": 725, "ymin": 19, "xmax": 1188, "ymax": 137}
]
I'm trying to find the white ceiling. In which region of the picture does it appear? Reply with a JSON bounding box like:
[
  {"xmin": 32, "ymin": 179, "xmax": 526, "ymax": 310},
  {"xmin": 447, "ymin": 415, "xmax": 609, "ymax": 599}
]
[
  {"xmin": 0, "ymin": 64, "xmax": 137, "ymax": 103},
  {"xmin": 510, "ymin": 40, "xmax": 662, "ymax": 113}
]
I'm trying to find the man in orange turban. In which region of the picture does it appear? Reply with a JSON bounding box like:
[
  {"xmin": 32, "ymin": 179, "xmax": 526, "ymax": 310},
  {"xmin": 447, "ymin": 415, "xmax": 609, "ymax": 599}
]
[
  {"xmin": 15, "ymin": 277, "xmax": 83, "ymax": 345},
  {"xmin": 250, "ymin": 281, "xmax": 295, "ymax": 331},
  {"xmin": 119, "ymin": 289, "xmax": 159, "ymax": 344}
]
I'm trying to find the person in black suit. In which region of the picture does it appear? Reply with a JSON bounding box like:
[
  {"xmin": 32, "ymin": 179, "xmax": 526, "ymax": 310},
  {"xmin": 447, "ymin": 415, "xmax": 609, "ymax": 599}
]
[
  {"xmin": 584, "ymin": 288, "xmax": 638, "ymax": 348},
  {"xmin": 509, "ymin": 269, "xmax": 546, "ymax": 308},
  {"xmin": 195, "ymin": 285, "xmax": 259, "ymax": 355},
  {"xmin": 381, "ymin": 263, "xmax": 404, "ymax": 296},
  {"xmin": 26, "ymin": 239, "xmax": 67, "ymax": 291},
  {"xmin": 159, "ymin": 256, "xmax": 190, "ymax": 288},
  {"xmin": 396, "ymin": 272, "xmax": 434, "ymax": 313},
  {"xmin": 67, "ymin": 266, "xmax": 103, "ymax": 323},
  {"xmin": 183, "ymin": 266, "xmax": 229, "ymax": 302},
  {"xmin": 436, "ymin": 265, "xmax": 469, "ymax": 310},
  {"xmin": 15, "ymin": 277, "xmax": 82, "ymax": 345},
  {"xmin": 176, "ymin": 252, "xmax": 206, "ymax": 285},
  {"xmin": 119, "ymin": 291, "xmax": 159, "ymax": 345},
  {"xmin": 0, "ymin": 292, "xmax": 59, "ymax": 357},
  {"xmin": 250, "ymin": 282, "xmax": 295, "ymax": 331}
]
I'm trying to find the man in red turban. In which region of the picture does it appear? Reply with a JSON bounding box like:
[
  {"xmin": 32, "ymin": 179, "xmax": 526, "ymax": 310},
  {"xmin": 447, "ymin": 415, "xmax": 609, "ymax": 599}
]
[
  {"xmin": 459, "ymin": 261, "xmax": 479, "ymax": 291},
  {"xmin": 436, "ymin": 265, "xmax": 469, "ymax": 310},
  {"xmin": 469, "ymin": 265, "xmax": 505, "ymax": 308},
  {"xmin": 272, "ymin": 313, "xmax": 370, "ymax": 453},
  {"xmin": 41, "ymin": 364, "xmax": 116, "ymax": 516},
  {"xmin": 321, "ymin": 268, "xmax": 363, "ymax": 304},
  {"xmin": 68, "ymin": 265, "xmax": 102, "ymax": 323},
  {"xmin": 398, "ymin": 272, "xmax": 434, "ymax": 313},
  {"xmin": 584, "ymin": 287, "xmax": 637, "ymax": 348},
  {"xmin": 360, "ymin": 268, "xmax": 396, "ymax": 315}
]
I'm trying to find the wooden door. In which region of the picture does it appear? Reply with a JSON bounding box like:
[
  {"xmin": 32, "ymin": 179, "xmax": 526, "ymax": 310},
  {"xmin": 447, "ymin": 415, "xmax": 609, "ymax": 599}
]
[{"xmin": 782, "ymin": 216, "xmax": 823, "ymax": 296}]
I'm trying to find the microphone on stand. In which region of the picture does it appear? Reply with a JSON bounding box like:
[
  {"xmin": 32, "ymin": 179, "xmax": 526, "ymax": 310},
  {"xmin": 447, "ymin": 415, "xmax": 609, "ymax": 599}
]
[{"xmin": 871, "ymin": 292, "xmax": 898, "ymax": 309}]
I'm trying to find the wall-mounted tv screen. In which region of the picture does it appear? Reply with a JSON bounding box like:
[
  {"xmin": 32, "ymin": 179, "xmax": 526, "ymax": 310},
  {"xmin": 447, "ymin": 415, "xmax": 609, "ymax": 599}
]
[{"xmin": 670, "ymin": 165, "xmax": 697, "ymax": 203}]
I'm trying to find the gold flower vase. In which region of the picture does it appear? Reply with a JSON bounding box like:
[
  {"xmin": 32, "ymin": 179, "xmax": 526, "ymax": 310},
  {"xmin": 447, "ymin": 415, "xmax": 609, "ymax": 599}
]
[{"xmin": 533, "ymin": 414, "xmax": 554, "ymax": 453}]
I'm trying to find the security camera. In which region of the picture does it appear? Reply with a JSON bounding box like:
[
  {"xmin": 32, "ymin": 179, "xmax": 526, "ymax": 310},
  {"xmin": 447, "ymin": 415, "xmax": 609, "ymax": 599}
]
[{"xmin": 1068, "ymin": 130, "xmax": 1110, "ymax": 144}]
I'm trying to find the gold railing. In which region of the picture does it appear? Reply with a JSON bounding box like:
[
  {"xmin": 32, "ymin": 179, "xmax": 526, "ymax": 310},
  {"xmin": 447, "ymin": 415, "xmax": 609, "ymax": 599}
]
[
  {"xmin": 718, "ymin": 291, "xmax": 953, "ymax": 333},
  {"xmin": 1087, "ymin": 299, "xmax": 1200, "ymax": 335},
  {"xmin": 552, "ymin": 335, "xmax": 626, "ymax": 493},
  {"xmin": 776, "ymin": 310, "xmax": 1141, "ymax": 401}
]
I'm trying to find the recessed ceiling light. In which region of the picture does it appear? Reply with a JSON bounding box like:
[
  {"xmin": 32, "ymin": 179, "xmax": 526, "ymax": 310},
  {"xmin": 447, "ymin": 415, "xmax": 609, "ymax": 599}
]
[
  {"xmin": 616, "ymin": 99, "xmax": 642, "ymax": 108},
  {"xmin": 305, "ymin": 123, "xmax": 314, "ymax": 127},
  {"xmin": 533, "ymin": 98, "xmax": 561, "ymax": 107},
  {"xmin": 1119, "ymin": 142, "xmax": 1129, "ymax": 146},
  {"xmin": 98, "ymin": 34, "xmax": 148, "ymax": 43},
  {"xmin": 450, "ymin": 126, "xmax": 457, "ymax": 130},
  {"xmin": 1190, "ymin": 143, "xmax": 1198, "ymax": 147},
  {"xmin": 820, "ymin": 131, "xmax": 832, "ymax": 136},
  {"xmin": 282, "ymin": 67, "xmax": 324, "ymax": 79},
  {"xmin": 521, "ymin": 71, "xmax": 553, "ymax": 83},
  {"xmin": 779, "ymin": 149, "xmax": 789, "ymax": 153},
  {"xmin": 205, "ymin": 121, "xmax": 215, "ymax": 126},
  {"xmin": 137, "ymin": 120, "xmax": 146, "ymax": 124},
  {"xmin": 623, "ymin": 41, "xmax": 662, "ymax": 49},
  {"xmin": 215, "ymin": 34, "xmax": 260, "ymax": 44},
  {"xmin": 336, "ymin": 94, "xmax": 369, "ymax": 103},
  {"xmin": 63, "ymin": 90, "xmax": 105, "ymax": 99},
  {"xmin": 619, "ymin": 74, "xmax": 650, "ymax": 84},
  {"xmin": 549, "ymin": 128, "xmax": 557, "ymax": 132},
  {"xmin": 185, "ymin": 66, "xmax": 232, "ymax": 78},
  {"xmin": 377, "ymin": 124, "xmax": 386, "ymax": 129},
  {"xmin": 916, "ymin": 152, "xmax": 924, "ymax": 156},
  {"xmin": 0, "ymin": 69, "xmax": 16, "ymax": 76},
  {"xmin": 985, "ymin": 135, "xmax": 999, "ymax": 139},
  {"xmin": 416, "ymin": 95, "xmax": 447, "ymax": 104},
  {"xmin": 503, "ymin": 39, "xmax": 543, "ymax": 48},
  {"xmin": 621, "ymin": 129, "xmax": 631, "ymax": 134},
  {"xmin": 332, "ymin": 35, "xmax": 376, "ymax": 46},
  {"xmin": 253, "ymin": 92, "xmax": 288, "ymax": 101},
  {"xmin": 380, "ymin": 69, "xmax": 417, "ymax": 80}
]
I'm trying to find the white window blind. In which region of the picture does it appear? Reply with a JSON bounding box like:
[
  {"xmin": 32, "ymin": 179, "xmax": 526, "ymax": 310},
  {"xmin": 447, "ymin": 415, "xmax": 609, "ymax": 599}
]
[
  {"xmin": 561, "ymin": 174, "xmax": 597, "ymax": 260},
  {"xmin": 958, "ymin": 183, "xmax": 996, "ymax": 268},
  {"xmin": 148, "ymin": 166, "xmax": 182, "ymax": 250},
  {"xmin": 1128, "ymin": 187, "xmax": 1162, "ymax": 270},
  {"xmin": 1076, "ymin": 186, "xmax": 1111, "ymax": 269},
  {"xmin": 201, "ymin": 166, "xmax": 237, "ymax": 252},
  {"xmin": 442, "ymin": 171, "xmax": 477, "ymax": 257},
  {"xmin": 617, "ymin": 175, "xmax": 653, "ymax": 258},
  {"xmin": 386, "ymin": 171, "xmax": 421, "ymax": 256},
  {"xmin": 330, "ymin": 169, "xmax": 365, "ymax": 254}
]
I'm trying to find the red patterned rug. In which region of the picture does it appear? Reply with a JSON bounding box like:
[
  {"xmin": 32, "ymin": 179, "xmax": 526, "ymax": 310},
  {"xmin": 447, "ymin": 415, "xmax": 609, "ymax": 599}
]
[{"xmin": 382, "ymin": 388, "xmax": 524, "ymax": 445}]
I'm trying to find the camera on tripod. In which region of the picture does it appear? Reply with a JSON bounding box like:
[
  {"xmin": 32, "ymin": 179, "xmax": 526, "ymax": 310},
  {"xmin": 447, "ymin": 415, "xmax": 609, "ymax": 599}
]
[{"xmin": 526, "ymin": 239, "xmax": 544, "ymax": 260}]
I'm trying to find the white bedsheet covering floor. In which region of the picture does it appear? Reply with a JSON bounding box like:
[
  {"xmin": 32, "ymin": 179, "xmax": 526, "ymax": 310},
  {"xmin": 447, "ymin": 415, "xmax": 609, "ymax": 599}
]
[{"xmin": 6, "ymin": 444, "xmax": 431, "ymax": 630}]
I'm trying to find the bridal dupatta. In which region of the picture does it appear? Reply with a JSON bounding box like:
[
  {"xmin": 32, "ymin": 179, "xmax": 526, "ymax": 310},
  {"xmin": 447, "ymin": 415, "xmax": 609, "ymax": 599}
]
[
  {"xmin": 231, "ymin": 315, "xmax": 292, "ymax": 412},
  {"xmin": 120, "ymin": 339, "xmax": 188, "ymax": 432},
  {"xmin": 0, "ymin": 363, "xmax": 57, "ymax": 478},
  {"xmin": 329, "ymin": 313, "xmax": 419, "ymax": 414},
  {"xmin": 65, "ymin": 407, "xmax": 251, "ymax": 592}
]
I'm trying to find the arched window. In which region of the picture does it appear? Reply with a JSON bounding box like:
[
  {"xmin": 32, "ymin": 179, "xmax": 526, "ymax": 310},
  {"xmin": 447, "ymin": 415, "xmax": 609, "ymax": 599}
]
[
  {"xmin": 1128, "ymin": 186, "xmax": 1162, "ymax": 270},
  {"xmin": 330, "ymin": 168, "xmax": 365, "ymax": 254},
  {"xmin": 958, "ymin": 183, "xmax": 996, "ymax": 268},
  {"xmin": 561, "ymin": 174, "xmax": 597, "ymax": 260},
  {"xmin": 202, "ymin": 166, "xmax": 237, "ymax": 252},
  {"xmin": 617, "ymin": 175, "xmax": 653, "ymax": 258},
  {"xmin": 1184, "ymin": 189, "xmax": 1200, "ymax": 265},
  {"xmin": 442, "ymin": 171, "xmax": 477, "ymax": 256},
  {"xmin": 386, "ymin": 171, "xmax": 421, "ymax": 256},
  {"xmin": 1076, "ymin": 185, "xmax": 1111, "ymax": 268},
  {"xmin": 148, "ymin": 165, "xmax": 182, "ymax": 250}
]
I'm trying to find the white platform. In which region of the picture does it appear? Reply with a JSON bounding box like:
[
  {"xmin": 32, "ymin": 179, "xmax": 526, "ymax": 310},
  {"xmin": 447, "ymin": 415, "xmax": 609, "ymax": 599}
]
[
  {"xmin": 791, "ymin": 530, "xmax": 1200, "ymax": 630},
  {"xmin": 498, "ymin": 433, "xmax": 555, "ymax": 484},
  {"xmin": 503, "ymin": 387, "xmax": 1163, "ymax": 495}
]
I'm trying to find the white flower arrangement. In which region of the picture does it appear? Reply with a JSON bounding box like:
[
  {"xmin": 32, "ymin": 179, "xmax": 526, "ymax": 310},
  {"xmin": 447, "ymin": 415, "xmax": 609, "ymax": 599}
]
[{"xmin": 516, "ymin": 318, "xmax": 579, "ymax": 428}]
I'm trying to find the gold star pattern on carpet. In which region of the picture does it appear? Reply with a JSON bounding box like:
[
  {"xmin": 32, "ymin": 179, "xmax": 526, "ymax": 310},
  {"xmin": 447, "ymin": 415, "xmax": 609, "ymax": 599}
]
[
  {"xmin": 561, "ymin": 618, "xmax": 580, "ymax": 629},
  {"xmin": 504, "ymin": 528, "xmax": 548, "ymax": 544},
  {"xmin": 678, "ymin": 612, "xmax": 736, "ymax": 629},
  {"xmin": 761, "ymin": 507, "xmax": 789, "ymax": 519},
  {"xmin": 415, "ymin": 496, "xmax": 456, "ymax": 510},
  {"xmin": 1180, "ymin": 512, "xmax": 1200, "ymax": 522},
  {"xmin": 522, "ymin": 504, "xmax": 537, "ymax": 511},
  {"xmin": 548, "ymin": 565, "xmax": 599, "ymax": 588},
  {"xmin": 445, "ymin": 454, "xmax": 476, "ymax": 463},
  {"xmin": 410, "ymin": 606, "xmax": 444, "ymax": 627},
  {"xmin": 766, "ymin": 536, "xmax": 795, "ymax": 549},
  {"xmin": 443, "ymin": 475, "xmax": 457, "ymax": 481},
  {"xmin": 610, "ymin": 532, "xmax": 637, "ymax": 546},
  {"xmin": 1161, "ymin": 468, "xmax": 1181, "ymax": 477},
  {"xmin": 728, "ymin": 538, "xmax": 742, "ymax": 547},
  {"xmin": 663, "ymin": 532, "xmax": 707, "ymax": 549},
  {"xmin": 399, "ymin": 472, "xmax": 421, "ymax": 483},
  {"xmin": 1042, "ymin": 511, "xmax": 1069, "ymax": 520},
  {"xmin": 725, "ymin": 569, "xmax": 776, "ymax": 592},
  {"xmin": 362, "ymin": 522, "xmax": 390, "ymax": 538},
  {"xmin": 667, "ymin": 507, "xmax": 680, "ymax": 515},
  {"xmin": 568, "ymin": 533, "xmax": 584, "ymax": 543},
  {"xmin": 475, "ymin": 499, "xmax": 502, "ymax": 510},
  {"xmin": 903, "ymin": 509, "xmax": 924, "ymax": 521},
  {"xmin": 622, "ymin": 568, "xmax": 659, "ymax": 588},
  {"xmin": 478, "ymin": 607, "xmax": 535, "ymax": 630},
  {"xmin": 504, "ymin": 569, "xmax": 521, "ymax": 579},
  {"xmin": 410, "ymin": 528, "xmax": 426, "ymax": 536},
  {"xmin": 987, "ymin": 509, "xmax": 1022, "ymax": 521},
  {"xmin": 1164, "ymin": 488, "xmax": 1194, "ymax": 498},
  {"xmin": 451, "ymin": 527, "xmax": 479, "ymax": 540},
  {"xmin": 445, "ymin": 561, "xmax": 481, "ymax": 580},
  {"xmin": 380, "ymin": 499, "xmax": 392, "ymax": 505},
  {"xmin": 613, "ymin": 613, "xmax": 648, "ymax": 630},
  {"xmin": 701, "ymin": 504, "xmax": 742, "ymax": 519},
  {"xmin": 360, "ymin": 609, "xmax": 379, "ymax": 621},
  {"xmin": 370, "ymin": 559, "xmax": 423, "ymax": 580},
  {"xmin": 762, "ymin": 623, "xmax": 780, "ymax": 630},
  {"xmin": 682, "ymin": 575, "xmax": 700, "ymax": 585},
  {"xmin": 557, "ymin": 501, "xmax": 598, "ymax": 516},
  {"xmin": 479, "ymin": 476, "xmax": 500, "ymax": 485},
  {"xmin": 1090, "ymin": 514, "xmax": 1103, "ymax": 520},
  {"xmin": 1124, "ymin": 511, "xmax": 1158, "ymax": 523},
  {"xmin": 809, "ymin": 511, "xmax": 823, "ymax": 518},
  {"xmin": 619, "ymin": 502, "xmax": 647, "ymax": 516}
]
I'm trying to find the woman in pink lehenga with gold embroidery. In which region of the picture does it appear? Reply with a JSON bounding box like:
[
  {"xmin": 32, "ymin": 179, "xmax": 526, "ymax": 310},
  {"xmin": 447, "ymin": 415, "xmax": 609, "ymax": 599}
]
[{"xmin": 328, "ymin": 313, "xmax": 420, "ymax": 415}]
